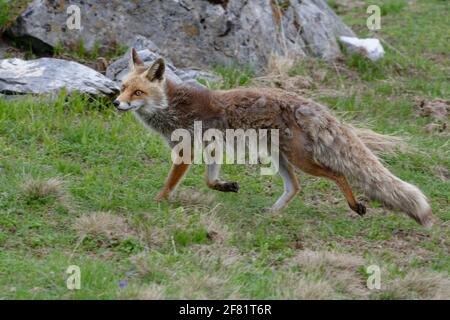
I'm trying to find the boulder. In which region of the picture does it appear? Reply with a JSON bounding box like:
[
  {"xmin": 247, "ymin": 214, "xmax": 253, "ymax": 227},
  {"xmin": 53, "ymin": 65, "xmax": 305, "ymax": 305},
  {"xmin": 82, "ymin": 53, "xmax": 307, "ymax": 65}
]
[
  {"xmin": 9, "ymin": 0, "xmax": 355, "ymax": 72},
  {"xmin": 0, "ymin": 58, "xmax": 119, "ymax": 96},
  {"xmin": 107, "ymin": 49, "xmax": 183, "ymax": 84},
  {"xmin": 106, "ymin": 36, "xmax": 219, "ymax": 87}
]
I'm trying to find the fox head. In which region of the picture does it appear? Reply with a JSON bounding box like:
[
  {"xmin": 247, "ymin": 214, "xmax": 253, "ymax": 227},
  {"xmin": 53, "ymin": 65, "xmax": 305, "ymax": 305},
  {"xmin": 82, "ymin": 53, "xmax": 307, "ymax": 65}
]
[{"xmin": 113, "ymin": 48, "xmax": 168, "ymax": 112}]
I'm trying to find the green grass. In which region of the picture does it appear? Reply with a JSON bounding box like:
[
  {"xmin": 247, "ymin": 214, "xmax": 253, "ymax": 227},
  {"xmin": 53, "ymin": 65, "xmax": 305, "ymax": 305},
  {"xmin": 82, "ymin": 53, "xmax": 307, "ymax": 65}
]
[
  {"xmin": 0, "ymin": 0, "xmax": 449, "ymax": 299},
  {"xmin": 55, "ymin": 39, "xmax": 128, "ymax": 63},
  {"xmin": 0, "ymin": 0, "xmax": 30, "ymax": 29},
  {"xmin": 200, "ymin": 65, "xmax": 253, "ymax": 90},
  {"xmin": 0, "ymin": 1, "xmax": 9, "ymax": 28}
]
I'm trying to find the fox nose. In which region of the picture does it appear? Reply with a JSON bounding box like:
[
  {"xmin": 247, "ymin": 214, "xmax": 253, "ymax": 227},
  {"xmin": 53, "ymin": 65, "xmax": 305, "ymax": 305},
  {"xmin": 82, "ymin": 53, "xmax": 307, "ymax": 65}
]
[{"xmin": 113, "ymin": 100, "xmax": 120, "ymax": 108}]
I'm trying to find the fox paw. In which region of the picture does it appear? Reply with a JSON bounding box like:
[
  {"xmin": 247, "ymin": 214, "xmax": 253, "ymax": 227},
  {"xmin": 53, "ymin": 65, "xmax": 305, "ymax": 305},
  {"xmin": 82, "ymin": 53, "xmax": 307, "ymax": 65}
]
[
  {"xmin": 225, "ymin": 182, "xmax": 239, "ymax": 192},
  {"xmin": 352, "ymin": 202, "xmax": 367, "ymax": 216},
  {"xmin": 261, "ymin": 207, "xmax": 271, "ymax": 214},
  {"xmin": 261, "ymin": 207, "xmax": 283, "ymax": 216},
  {"xmin": 154, "ymin": 193, "xmax": 169, "ymax": 202},
  {"xmin": 215, "ymin": 181, "xmax": 239, "ymax": 193}
]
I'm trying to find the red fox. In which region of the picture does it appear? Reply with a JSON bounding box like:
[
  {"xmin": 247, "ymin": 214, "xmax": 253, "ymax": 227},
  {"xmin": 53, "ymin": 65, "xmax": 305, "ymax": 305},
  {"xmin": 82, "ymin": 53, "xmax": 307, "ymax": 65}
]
[{"xmin": 113, "ymin": 48, "xmax": 434, "ymax": 227}]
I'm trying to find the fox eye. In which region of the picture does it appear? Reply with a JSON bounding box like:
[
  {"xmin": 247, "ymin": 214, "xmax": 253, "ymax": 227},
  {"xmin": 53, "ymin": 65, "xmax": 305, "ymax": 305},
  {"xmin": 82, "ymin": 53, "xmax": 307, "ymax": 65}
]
[{"xmin": 134, "ymin": 90, "xmax": 143, "ymax": 96}]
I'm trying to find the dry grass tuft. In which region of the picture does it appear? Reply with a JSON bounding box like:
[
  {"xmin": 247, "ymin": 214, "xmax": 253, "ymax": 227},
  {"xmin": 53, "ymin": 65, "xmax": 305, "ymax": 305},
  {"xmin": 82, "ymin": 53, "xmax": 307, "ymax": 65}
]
[
  {"xmin": 193, "ymin": 244, "xmax": 242, "ymax": 267},
  {"xmin": 433, "ymin": 165, "xmax": 450, "ymax": 183},
  {"xmin": 276, "ymin": 274, "xmax": 337, "ymax": 300},
  {"xmin": 266, "ymin": 54, "xmax": 297, "ymax": 76},
  {"xmin": 145, "ymin": 227, "xmax": 169, "ymax": 247},
  {"xmin": 352, "ymin": 127, "xmax": 410, "ymax": 155},
  {"xmin": 174, "ymin": 188, "xmax": 216, "ymax": 207},
  {"xmin": 293, "ymin": 249, "xmax": 365, "ymax": 270},
  {"xmin": 255, "ymin": 54, "xmax": 313, "ymax": 94},
  {"xmin": 291, "ymin": 250, "xmax": 369, "ymax": 297},
  {"xmin": 73, "ymin": 212, "xmax": 134, "ymax": 240},
  {"xmin": 22, "ymin": 177, "xmax": 69, "ymax": 204},
  {"xmin": 200, "ymin": 209, "xmax": 231, "ymax": 245},
  {"xmin": 176, "ymin": 273, "xmax": 233, "ymax": 299},
  {"xmin": 135, "ymin": 284, "xmax": 167, "ymax": 300},
  {"xmin": 382, "ymin": 269, "xmax": 450, "ymax": 300}
]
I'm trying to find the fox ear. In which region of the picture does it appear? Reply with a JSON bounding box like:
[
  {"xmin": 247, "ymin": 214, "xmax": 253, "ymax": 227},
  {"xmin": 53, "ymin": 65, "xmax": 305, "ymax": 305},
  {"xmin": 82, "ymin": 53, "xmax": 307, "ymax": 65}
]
[
  {"xmin": 144, "ymin": 58, "xmax": 165, "ymax": 81},
  {"xmin": 129, "ymin": 48, "xmax": 144, "ymax": 70}
]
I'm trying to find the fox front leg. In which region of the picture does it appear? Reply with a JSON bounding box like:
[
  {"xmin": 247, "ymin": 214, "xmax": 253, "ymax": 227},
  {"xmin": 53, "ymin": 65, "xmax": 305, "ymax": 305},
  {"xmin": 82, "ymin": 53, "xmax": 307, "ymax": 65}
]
[
  {"xmin": 205, "ymin": 163, "xmax": 239, "ymax": 192},
  {"xmin": 154, "ymin": 162, "xmax": 191, "ymax": 201}
]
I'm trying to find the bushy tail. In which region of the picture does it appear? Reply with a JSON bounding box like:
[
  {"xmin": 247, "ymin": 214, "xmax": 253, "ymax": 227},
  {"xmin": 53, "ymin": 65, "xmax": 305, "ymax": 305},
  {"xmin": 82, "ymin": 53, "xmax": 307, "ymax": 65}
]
[{"xmin": 296, "ymin": 106, "xmax": 434, "ymax": 227}]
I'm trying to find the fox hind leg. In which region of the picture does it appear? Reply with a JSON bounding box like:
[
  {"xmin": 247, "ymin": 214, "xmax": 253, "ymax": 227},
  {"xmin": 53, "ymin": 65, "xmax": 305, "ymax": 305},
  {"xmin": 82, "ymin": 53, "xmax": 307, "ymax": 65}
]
[
  {"xmin": 334, "ymin": 174, "xmax": 366, "ymax": 215},
  {"xmin": 283, "ymin": 132, "xmax": 366, "ymax": 215},
  {"xmin": 205, "ymin": 163, "xmax": 239, "ymax": 192},
  {"xmin": 268, "ymin": 155, "xmax": 300, "ymax": 213},
  {"xmin": 294, "ymin": 159, "xmax": 366, "ymax": 215}
]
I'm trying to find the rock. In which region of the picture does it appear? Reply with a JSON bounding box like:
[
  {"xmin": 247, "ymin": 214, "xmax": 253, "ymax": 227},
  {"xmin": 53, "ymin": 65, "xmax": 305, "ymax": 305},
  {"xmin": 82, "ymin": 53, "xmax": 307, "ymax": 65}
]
[
  {"xmin": 9, "ymin": 0, "xmax": 355, "ymax": 72},
  {"xmin": 0, "ymin": 58, "xmax": 119, "ymax": 96},
  {"xmin": 106, "ymin": 48, "xmax": 206, "ymax": 87},
  {"xmin": 339, "ymin": 36, "xmax": 385, "ymax": 61},
  {"xmin": 106, "ymin": 41, "xmax": 220, "ymax": 87},
  {"xmin": 106, "ymin": 49, "xmax": 181, "ymax": 85}
]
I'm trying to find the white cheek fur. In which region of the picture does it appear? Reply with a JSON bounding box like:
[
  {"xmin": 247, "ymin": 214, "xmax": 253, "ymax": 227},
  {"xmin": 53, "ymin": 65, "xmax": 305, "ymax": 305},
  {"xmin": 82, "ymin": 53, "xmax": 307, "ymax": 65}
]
[
  {"xmin": 119, "ymin": 102, "xmax": 132, "ymax": 110},
  {"xmin": 131, "ymin": 100, "xmax": 146, "ymax": 108}
]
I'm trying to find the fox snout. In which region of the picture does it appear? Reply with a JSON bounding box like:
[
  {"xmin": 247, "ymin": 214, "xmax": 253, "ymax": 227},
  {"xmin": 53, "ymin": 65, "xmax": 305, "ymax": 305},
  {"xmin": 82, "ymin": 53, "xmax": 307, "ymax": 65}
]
[
  {"xmin": 113, "ymin": 99, "xmax": 130, "ymax": 112},
  {"xmin": 113, "ymin": 100, "xmax": 120, "ymax": 108}
]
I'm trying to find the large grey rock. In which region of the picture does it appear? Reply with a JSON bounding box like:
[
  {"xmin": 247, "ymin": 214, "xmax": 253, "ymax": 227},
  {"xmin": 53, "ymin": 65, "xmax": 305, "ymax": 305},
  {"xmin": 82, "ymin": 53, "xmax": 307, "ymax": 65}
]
[
  {"xmin": 0, "ymin": 58, "xmax": 119, "ymax": 96},
  {"xmin": 106, "ymin": 49, "xmax": 207, "ymax": 87},
  {"xmin": 9, "ymin": 0, "xmax": 354, "ymax": 72},
  {"xmin": 106, "ymin": 37, "xmax": 219, "ymax": 87}
]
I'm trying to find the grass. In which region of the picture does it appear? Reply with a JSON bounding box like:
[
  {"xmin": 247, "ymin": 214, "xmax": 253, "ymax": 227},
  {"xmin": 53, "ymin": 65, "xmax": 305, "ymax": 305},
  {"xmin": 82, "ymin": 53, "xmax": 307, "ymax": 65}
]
[
  {"xmin": 0, "ymin": 0, "xmax": 449, "ymax": 299},
  {"xmin": 0, "ymin": 0, "xmax": 30, "ymax": 30},
  {"xmin": 55, "ymin": 39, "xmax": 128, "ymax": 64}
]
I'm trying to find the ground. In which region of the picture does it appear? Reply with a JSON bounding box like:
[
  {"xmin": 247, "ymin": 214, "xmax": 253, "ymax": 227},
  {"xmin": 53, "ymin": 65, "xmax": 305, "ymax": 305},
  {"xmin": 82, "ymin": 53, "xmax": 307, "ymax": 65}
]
[{"xmin": 0, "ymin": 0, "xmax": 449, "ymax": 299}]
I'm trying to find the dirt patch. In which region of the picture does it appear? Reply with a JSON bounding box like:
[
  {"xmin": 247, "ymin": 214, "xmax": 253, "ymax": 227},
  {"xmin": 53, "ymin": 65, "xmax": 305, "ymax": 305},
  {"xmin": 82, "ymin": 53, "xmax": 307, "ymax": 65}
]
[
  {"xmin": 416, "ymin": 98, "xmax": 450, "ymax": 136},
  {"xmin": 424, "ymin": 122, "xmax": 449, "ymax": 136},
  {"xmin": 416, "ymin": 98, "xmax": 450, "ymax": 120}
]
